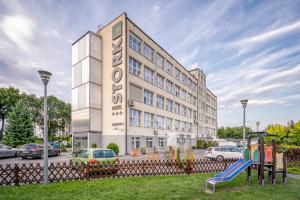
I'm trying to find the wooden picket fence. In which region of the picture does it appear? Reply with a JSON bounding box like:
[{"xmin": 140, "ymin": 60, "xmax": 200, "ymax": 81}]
[{"xmin": 0, "ymin": 159, "xmax": 238, "ymax": 186}]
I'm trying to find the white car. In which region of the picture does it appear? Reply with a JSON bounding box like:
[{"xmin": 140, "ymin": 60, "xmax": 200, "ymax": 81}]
[
  {"xmin": 204, "ymin": 146, "xmax": 243, "ymax": 160},
  {"xmin": 0, "ymin": 144, "xmax": 20, "ymax": 158}
]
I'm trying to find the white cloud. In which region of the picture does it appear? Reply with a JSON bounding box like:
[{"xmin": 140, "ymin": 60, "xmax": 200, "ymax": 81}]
[
  {"xmin": 240, "ymin": 20, "xmax": 300, "ymax": 45},
  {"xmin": 248, "ymin": 99, "xmax": 285, "ymax": 106},
  {"xmin": 224, "ymin": 20, "xmax": 300, "ymax": 53},
  {"xmin": 0, "ymin": 15, "xmax": 36, "ymax": 52}
]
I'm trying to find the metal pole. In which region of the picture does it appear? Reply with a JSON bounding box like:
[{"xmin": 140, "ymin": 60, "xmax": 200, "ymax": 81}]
[
  {"xmin": 242, "ymin": 106, "xmax": 246, "ymax": 159},
  {"xmin": 43, "ymin": 84, "xmax": 48, "ymax": 185}
]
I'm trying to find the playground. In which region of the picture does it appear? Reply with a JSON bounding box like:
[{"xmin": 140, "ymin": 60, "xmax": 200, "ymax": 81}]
[
  {"xmin": 206, "ymin": 132, "xmax": 289, "ymax": 192},
  {"xmin": 0, "ymin": 173, "xmax": 299, "ymax": 200}
]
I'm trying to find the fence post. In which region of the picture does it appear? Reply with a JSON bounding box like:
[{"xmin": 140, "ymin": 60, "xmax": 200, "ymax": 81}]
[
  {"xmin": 224, "ymin": 159, "xmax": 227, "ymax": 171},
  {"xmin": 14, "ymin": 164, "xmax": 19, "ymax": 186}
]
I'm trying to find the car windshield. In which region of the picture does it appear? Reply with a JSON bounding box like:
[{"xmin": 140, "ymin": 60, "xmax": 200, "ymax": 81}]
[
  {"xmin": 22, "ymin": 144, "xmax": 37, "ymax": 149},
  {"xmin": 93, "ymin": 150, "xmax": 116, "ymax": 158}
]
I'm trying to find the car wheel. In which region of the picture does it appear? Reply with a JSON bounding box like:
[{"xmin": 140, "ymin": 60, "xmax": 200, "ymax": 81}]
[
  {"xmin": 21, "ymin": 156, "xmax": 26, "ymax": 159},
  {"xmin": 216, "ymin": 155, "xmax": 224, "ymax": 161}
]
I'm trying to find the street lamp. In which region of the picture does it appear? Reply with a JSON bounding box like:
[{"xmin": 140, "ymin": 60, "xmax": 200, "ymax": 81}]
[
  {"xmin": 38, "ymin": 70, "xmax": 52, "ymax": 185},
  {"xmin": 240, "ymin": 99, "xmax": 248, "ymax": 159},
  {"xmin": 256, "ymin": 122, "xmax": 260, "ymax": 132}
]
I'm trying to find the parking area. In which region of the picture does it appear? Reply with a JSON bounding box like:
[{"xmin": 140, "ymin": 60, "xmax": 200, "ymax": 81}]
[{"xmin": 0, "ymin": 150, "xmax": 206, "ymax": 165}]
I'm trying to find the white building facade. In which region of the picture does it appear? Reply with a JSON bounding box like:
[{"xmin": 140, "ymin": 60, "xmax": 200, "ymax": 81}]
[{"xmin": 71, "ymin": 13, "xmax": 217, "ymax": 154}]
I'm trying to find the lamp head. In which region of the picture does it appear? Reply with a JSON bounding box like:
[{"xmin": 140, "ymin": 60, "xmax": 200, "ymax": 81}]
[
  {"xmin": 38, "ymin": 70, "xmax": 52, "ymax": 86},
  {"xmin": 240, "ymin": 99, "xmax": 248, "ymax": 108},
  {"xmin": 256, "ymin": 122, "xmax": 260, "ymax": 126}
]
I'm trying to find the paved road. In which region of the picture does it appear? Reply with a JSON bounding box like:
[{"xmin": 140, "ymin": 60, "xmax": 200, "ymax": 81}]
[{"xmin": 0, "ymin": 150, "xmax": 206, "ymax": 165}]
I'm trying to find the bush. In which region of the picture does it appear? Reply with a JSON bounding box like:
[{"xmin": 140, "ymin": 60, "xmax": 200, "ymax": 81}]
[
  {"xmin": 107, "ymin": 143, "xmax": 119, "ymax": 155},
  {"xmin": 196, "ymin": 140, "xmax": 204, "ymax": 149},
  {"xmin": 176, "ymin": 147, "xmax": 181, "ymax": 161},
  {"xmin": 91, "ymin": 143, "xmax": 97, "ymax": 148},
  {"xmin": 141, "ymin": 146, "xmax": 146, "ymax": 154},
  {"xmin": 60, "ymin": 147, "xmax": 67, "ymax": 152},
  {"xmin": 286, "ymin": 148, "xmax": 300, "ymax": 160}
]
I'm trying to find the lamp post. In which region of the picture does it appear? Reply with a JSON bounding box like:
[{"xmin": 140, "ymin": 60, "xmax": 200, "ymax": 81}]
[
  {"xmin": 256, "ymin": 122, "xmax": 260, "ymax": 132},
  {"xmin": 240, "ymin": 99, "xmax": 248, "ymax": 159},
  {"xmin": 38, "ymin": 70, "xmax": 52, "ymax": 185}
]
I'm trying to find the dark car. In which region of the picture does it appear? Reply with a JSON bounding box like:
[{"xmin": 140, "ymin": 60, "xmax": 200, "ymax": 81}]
[{"xmin": 20, "ymin": 143, "xmax": 60, "ymax": 159}]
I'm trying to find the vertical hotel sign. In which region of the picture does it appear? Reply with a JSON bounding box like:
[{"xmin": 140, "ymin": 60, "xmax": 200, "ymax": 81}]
[{"xmin": 111, "ymin": 21, "xmax": 124, "ymax": 127}]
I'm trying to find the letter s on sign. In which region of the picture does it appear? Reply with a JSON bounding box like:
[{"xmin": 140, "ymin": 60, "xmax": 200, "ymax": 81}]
[{"xmin": 112, "ymin": 93, "xmax": 122, "ymax": 104}]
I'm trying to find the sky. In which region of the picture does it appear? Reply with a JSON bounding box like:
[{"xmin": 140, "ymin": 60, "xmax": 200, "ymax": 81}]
[{"xmin": 0, "ymin": 0, "xmax": 299, "ymax": 130}]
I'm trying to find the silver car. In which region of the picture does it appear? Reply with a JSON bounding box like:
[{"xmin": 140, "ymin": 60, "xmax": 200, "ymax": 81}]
[{"xmin": 0, "ymin": 144, "xmax": 19, "ymax": 158}]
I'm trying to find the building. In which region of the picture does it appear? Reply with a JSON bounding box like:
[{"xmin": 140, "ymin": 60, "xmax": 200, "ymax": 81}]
[{"xmin": 71, "ymin": 13, "xmax": 217, "ymax": 154}]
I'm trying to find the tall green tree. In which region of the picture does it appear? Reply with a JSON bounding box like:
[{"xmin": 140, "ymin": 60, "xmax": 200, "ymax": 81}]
[
  {"xmin": 287, "ymin": 121, "xmax": 300, "ymax": 146},
  {"xmin": 45, "ymin": 96, "xmax": 71, "ymax": 138},
  {"xmin": 0, "ymin": 86, "xmax": 20, "ymax": 140},
  {"xmin": 217, "ymin": 126, "xmax": 253, "ymax": 139},
  {"xmin": 3, "ymin": 100, "xmax": 34, "ymax": 147},
  {"xmin": 21, "ymin": 93, "xmax": 43, "ymax": 124}
]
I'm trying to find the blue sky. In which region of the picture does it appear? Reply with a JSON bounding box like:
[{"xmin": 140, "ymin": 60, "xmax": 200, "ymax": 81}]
[{"xmin": 0, "ymin": 0, "xmax": 299, "ymax": 130}]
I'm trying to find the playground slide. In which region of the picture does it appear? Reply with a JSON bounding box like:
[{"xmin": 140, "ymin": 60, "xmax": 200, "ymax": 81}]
[{"xmin": 206, "ymin": 159, "xmax": 254, "ymax": 192}]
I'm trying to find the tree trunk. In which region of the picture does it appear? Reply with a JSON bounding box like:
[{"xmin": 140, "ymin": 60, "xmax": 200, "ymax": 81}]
[{"xmin": 0, "ymin": 116, "xmax": 5, "ymax": 141}]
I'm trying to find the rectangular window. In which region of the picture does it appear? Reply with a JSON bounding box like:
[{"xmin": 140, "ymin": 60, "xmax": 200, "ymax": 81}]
[
  {"xmin": 187, "ymin": 93, "xmax": 191, "ymax": 103},
  {"xmin": 156, "ymin": 53, "xmax": 164, "ymax": 68},
  {"xmin": 174, "ymin": 85, "xmax": 180, "ymax": 97},
  {"xmin": 146, "ymin": 137, "xmax": 153, "ymax": 149},
  {"xmin": 129, "ymin": 57, "xmax": 141, "ymax": 77},
  {"xmin": 181, "ymin": 121, "xmax": 186, "ymax": 132},
  {"xmin": 129, "ymin": 33, "xmax": 141, "ymax": 53},
  {"xmin": 181, "ymin": 105, "xmax": 186, "ymax": 116},
  {"xmin": 181, "ymin": 73, "xmax": 187, "ymax": 84},
  {"xmin": 144, "ymin": 43, "xmax": 154, "ymax": 61},
  {"xmin": 175, "ymin": 68, "xmax": 180, "ymax": 80},
  {"xmin": 186, "ymin": 78, "xmax": 191, "ymax": 87},
  {"xmin": 144, "ymin": 90, "xmax": 153, "ymax": 106},
  {"xmin": 181, "ymin": 89, "xmax": 186, "ymax": 100},
  {"xmin": 166, "ymin": 80, "xmax": 173, "ymax": 94},
  {"xmin": 174, "ymin": 102, "xmax": 180, "ymax": 114},
  {"xmin": 156, "ymin": 74, "xmax": 164, "ymax": 89},
  {"xmin": 166, "ymin": 99, "xmax": 173, "ymax": 112},
  {"xmin": 187, "ymin": 108, "xmax": 192, "ymax": 118},
  {"xmin": 129, "ymin": 109, "xmax": 141, "ymax": 126},
  {"xmin": 165, "ymin": 61, "xmax": 173, "ymax": 74},
  {"xmin": 144, "ymin": 66, "xmax": 154, "ymax": 84},
  {"xmin": 144, "ymin": 112, "xmax": 154, "ymax": 128},
  {"xmin": 158, "ymin": 138, "xmax": 164, "ymax": 148},
  {"xmin": 157, "ymin": 95, "xmax": 164, "ymax": 109},
  {"xmin": 174, "ymin": 120, "xmax": 180, "ymax": 131},
  {"xmin": 166, "ymin": 118, "xmax": 172, "ymax": 130},
  {"xmin": 187, "ymin": 123, "xmax": 192, "ymax": 132},
  {"xmin": 156, "ymin": 115, "xmax": 164, "ymax": 129},
  {"xmin": 131, "ymin": 137, "xmax": 140, "ymax": 149}
]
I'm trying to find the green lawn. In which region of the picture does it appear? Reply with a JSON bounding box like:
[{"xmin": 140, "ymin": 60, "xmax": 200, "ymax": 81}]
[
  {"xmin": 289, "ymin": 167, "xmax": 300, "ymax": 175},
  {"xmin": 0, "ymin": 172, "xmax": 299, "ymax": 200}
]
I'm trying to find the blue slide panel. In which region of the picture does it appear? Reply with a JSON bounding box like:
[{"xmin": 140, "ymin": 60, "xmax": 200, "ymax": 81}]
[
  {"xmin": 215, "ymin": 159, "xmax": 244, "ymax": 178},
  {"xmin": 223, "ymin": 160, "xmax": 253, "ymax": 182}
]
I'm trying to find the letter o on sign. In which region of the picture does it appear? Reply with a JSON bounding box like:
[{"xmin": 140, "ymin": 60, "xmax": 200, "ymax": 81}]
[{"xmin": 112, "ymin": 67, "xmax": 122, "ymax": 83}]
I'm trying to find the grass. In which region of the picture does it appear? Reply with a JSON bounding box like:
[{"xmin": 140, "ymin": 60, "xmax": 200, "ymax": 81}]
[
  {"xmin": 288, "ymin": 167, "xmax": 300, "ymax": 175},
  {"xmin": 0, "ymin": 172, "xmax": 299, "ymax": 200}
]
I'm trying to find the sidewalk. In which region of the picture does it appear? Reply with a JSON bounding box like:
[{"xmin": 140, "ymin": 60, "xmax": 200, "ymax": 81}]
[{"xmin": 288, "ymin": 173, "xmax": 300, "ymax": 180}]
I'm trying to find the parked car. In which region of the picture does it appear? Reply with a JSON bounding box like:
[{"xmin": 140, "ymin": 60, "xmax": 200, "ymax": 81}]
[
  {"xmin": 72, "ymin": 148, "xmax": 117, "ymax": 164},
  {"xmin": 20, "ymin": 143, "xmax": 60, "ymax": 159},
  {"xmin": 0, "ymin": 144, "xmax": 20, "ymax": 158},
  {"xmin": 204, "ymin": 146, "xmax": 243, "ymax": 161},
  {"xmin": 72, "ymin": 148, "xmax": 118, "ymax": 175},
  {"xmin": 49, "ymin": 141, "xmax": 60, "ymax": 149}
]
